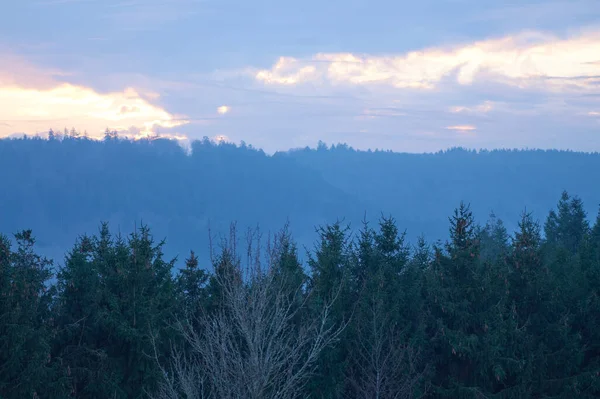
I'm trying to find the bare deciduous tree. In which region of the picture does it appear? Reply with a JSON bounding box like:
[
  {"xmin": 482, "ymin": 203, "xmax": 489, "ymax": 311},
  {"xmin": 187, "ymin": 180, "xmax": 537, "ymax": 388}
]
[{"xmin": 153, "ymin": 225, "xmax": 345, "ymax": 399}]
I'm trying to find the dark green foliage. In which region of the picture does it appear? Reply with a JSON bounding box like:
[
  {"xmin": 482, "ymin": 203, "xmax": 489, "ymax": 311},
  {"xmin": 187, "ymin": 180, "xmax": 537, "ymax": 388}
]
[
  {"xmin": 306, "ymin": 222, "xmax": 353, "ymax": 398},
  {"xmin": 53, "ymin": 223, "xmax": 178, "ymax": 398},
  {"xmin": 577, "ymin": 209, "xmax": 600, "ymax": 395},
  {"xmin": 176, "ymin": 250, "xmax": 209, "ymax": 322},
  {"xmin": 0, "ymin": 231, "xmax": 61, "ymax": 398},
  {"xmin": 272, "ymin": 224, "xmax": 307, "ymax": 328},
  {"xmin": 479, "ymin": 213, "xmax": 510, "ymax": 264},
  {"xmin": 53, "ymin": 232, "xmax": 113, "ymax": 397},
  {"xmin": 273, "ymin": 224, "xmax": 306, "ymax": 296},
  {"xmin": 346, "ymin": 216, "xmax": 429, "ymax": 398},
  {"xmin": 425, "ymin": 203, "xmax": 510, "ymax": 397},
  {"xmin": 544, "ymin": 191, "xmax": 590, "ymax": 254},
  {"xmin": 2, "ymin": 189, "xmax": 600, "ymax": 398}
]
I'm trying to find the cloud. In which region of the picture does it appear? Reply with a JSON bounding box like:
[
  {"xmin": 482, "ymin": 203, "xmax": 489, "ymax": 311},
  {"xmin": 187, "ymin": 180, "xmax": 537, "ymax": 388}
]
[
  {"xmin": 0, "ymin": 54, "xmax": 188, "ymax": 140},
  {"xmin": 449, "ymin": 101, "xmax": 494, "ymax": 113},
  {"xmin": 253, "ymin": 30, "xmax": 600, "ymax": 92},
  {"xmin": 217, "ymin": 105, "xmax": 230, "ymax": 115},
  {"xmin": 446, "ymin": 125, "xmax": 477, "ymax": 131},
  {"xmin": 0, "ymin": 52, "xmax": 70, "ymax": 90},
  {"xmin": 255, "ymin": 57, "xmax": 319, "ymax": 85}
]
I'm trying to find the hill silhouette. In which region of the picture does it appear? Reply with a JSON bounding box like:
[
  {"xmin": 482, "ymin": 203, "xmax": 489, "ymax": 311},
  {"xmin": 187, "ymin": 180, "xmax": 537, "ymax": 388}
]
[{"xmin": 2, "ymin": 134, "xmax": 599, "ymax": 264}]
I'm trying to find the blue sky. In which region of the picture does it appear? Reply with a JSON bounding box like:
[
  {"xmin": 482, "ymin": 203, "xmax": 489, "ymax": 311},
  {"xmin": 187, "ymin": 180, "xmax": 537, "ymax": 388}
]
[{"xmin": 1, "ymin": 0, "xmax": 599, "ymax": 153}]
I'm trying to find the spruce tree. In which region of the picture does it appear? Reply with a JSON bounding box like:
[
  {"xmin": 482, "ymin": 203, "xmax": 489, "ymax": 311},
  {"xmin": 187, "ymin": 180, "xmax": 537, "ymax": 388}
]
[
  {"xmin": 54, "ymin": 224, "xmax": 178, "ymax": 398},
  {"xmin": 306, "ymin": 222, "xmax": 352, "ymax": 398},
  {"xmin": 176, "ymin": 250, "xmax": 209, "ymax": 324},
  {"xmin": 425, "ymin": 203, "xmax": 507, "ymax": 397},
  {"xmin": 347, "ymin": 216, "xmax": 428, "ymax": 398},
  {"xmin": 54, "ymin": 233, "xmax": 114, "ymax": 397}
]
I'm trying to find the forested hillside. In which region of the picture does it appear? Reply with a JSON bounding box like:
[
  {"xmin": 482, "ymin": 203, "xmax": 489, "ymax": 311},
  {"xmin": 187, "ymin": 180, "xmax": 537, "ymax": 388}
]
[
  {"xmin": 279, "ymin": 142, "xmax": 600, "ymax": 242},
  {"xmin": 1, "ymin": 133, "xmax": 600, "ymax": 263}
]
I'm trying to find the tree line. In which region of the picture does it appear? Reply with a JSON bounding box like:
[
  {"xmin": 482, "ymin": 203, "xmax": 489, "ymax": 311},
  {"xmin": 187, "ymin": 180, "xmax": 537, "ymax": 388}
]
[
  {"xmin": 3, "ymin": 133, "xmax": 600, "ymax": 265},
  {"xmin": 1, "ymin": 191, "xmax": 600, "ymax": 398}
]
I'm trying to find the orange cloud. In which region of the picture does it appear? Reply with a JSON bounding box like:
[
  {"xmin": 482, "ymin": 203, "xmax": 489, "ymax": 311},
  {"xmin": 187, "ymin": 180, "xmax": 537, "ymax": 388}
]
[
  {"xmin": 0, "ymin": 54, "xmax": 188, "ymax": 140},
  {"xmin": 254, "ymin": 30, "xmax": 600, "ymax": 92}
]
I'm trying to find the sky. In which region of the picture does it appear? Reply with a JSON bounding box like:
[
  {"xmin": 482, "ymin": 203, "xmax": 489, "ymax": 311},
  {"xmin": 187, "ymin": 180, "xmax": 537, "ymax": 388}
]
[{"xmin": 1, "ymin": 0, "xmax": 600, "ymax": 153}]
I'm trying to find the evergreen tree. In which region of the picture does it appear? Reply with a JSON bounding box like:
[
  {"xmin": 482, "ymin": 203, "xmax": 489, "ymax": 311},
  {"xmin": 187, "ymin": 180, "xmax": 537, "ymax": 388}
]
[
  {"xmin": 306, "ymin": 222, "xmax": 352, "ymax": 398},
  {"xmin": 54, "ymin": 230, "xmax": 117, "ymax": 397},
  {"xmin": 272, "ymin": 224, "xmax": 305, "ymax": 297},
  {"xmin": 271, "ymin": 224, "xmax": 306, "ymax": 329},
  {"xmin": 0, "ymin": 231, "xmax": 61, "ymax": 398},
  {"xmin": 347, "ymin": 216, "xmax": 427, "ymax": 398},
  {"xmin": 511, "ymin": 206, "xmax": 586, "ymax": 396},
  {"xmin": 479, "ymin": 212, "xmax": 510, "ymax": 264},
  {"xmin": 544, "ymin": 191, "xmax": 590, "ymax": 254},
  {"xmin": 572, "ymin": 208, "xmax": 600, "ymax": 395},
  {"xmin": 425, "ymin": 203, "xmax": 508, "ymax": 397},
  {"xmin": 4, "ymin": 188, "xmax": 600, "ymax": 397},
  {"xmin": 55, "ymin": 224, "xmax": 178, "ymax": 398},
  {"xmin": 176, "ymin": 250, "xmax": 209, "ymax": 323},
  {"xmin": 107, "ymin": 226, "xmax": 177, "ymax": 398}
]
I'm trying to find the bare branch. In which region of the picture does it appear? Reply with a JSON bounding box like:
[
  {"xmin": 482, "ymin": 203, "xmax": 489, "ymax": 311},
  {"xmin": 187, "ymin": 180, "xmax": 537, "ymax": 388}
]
[{"xmin": 155, "ymin": 224, "xmax": 345, "ymax": 399}]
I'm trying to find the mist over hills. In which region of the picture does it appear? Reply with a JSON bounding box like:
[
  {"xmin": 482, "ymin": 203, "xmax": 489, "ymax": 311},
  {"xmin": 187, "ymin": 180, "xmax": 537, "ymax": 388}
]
[{"xmin": 2, "ymin": 134, "xmax": 599, "ymax": 265}]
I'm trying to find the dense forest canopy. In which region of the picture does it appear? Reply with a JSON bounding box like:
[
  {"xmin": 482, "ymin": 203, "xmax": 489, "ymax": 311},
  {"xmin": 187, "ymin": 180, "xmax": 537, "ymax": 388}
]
[
  {"xmin": 2, "ymin": 132, "xmax": 599, "ymax": 264},
  {"xmin": 1, "ymin": 187, "xmax": 600, "ymax": 397}
]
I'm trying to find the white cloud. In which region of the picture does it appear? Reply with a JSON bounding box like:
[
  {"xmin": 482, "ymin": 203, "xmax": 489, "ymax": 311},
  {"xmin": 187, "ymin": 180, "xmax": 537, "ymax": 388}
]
[
  {"xmin": 255, "ymin": 57, "xmax": 319, "ymax": 85},
  {"xmin": 217, "ymin": 105, "xmax": 230, "ymax": 115},
  {"xmin": 0, "ymin": 54, "xmax": 189, "ymax": 140},
  {"xmin": 450, "ymin": 101, "xmax": 494, "ymax": 113},
  {"xmin": 446, "ymin": 125, "xmax": 477, "ymax": 131},
  {"xmin": 254, "ymin": 30, "xmax": 600, "ymax": 92}
]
